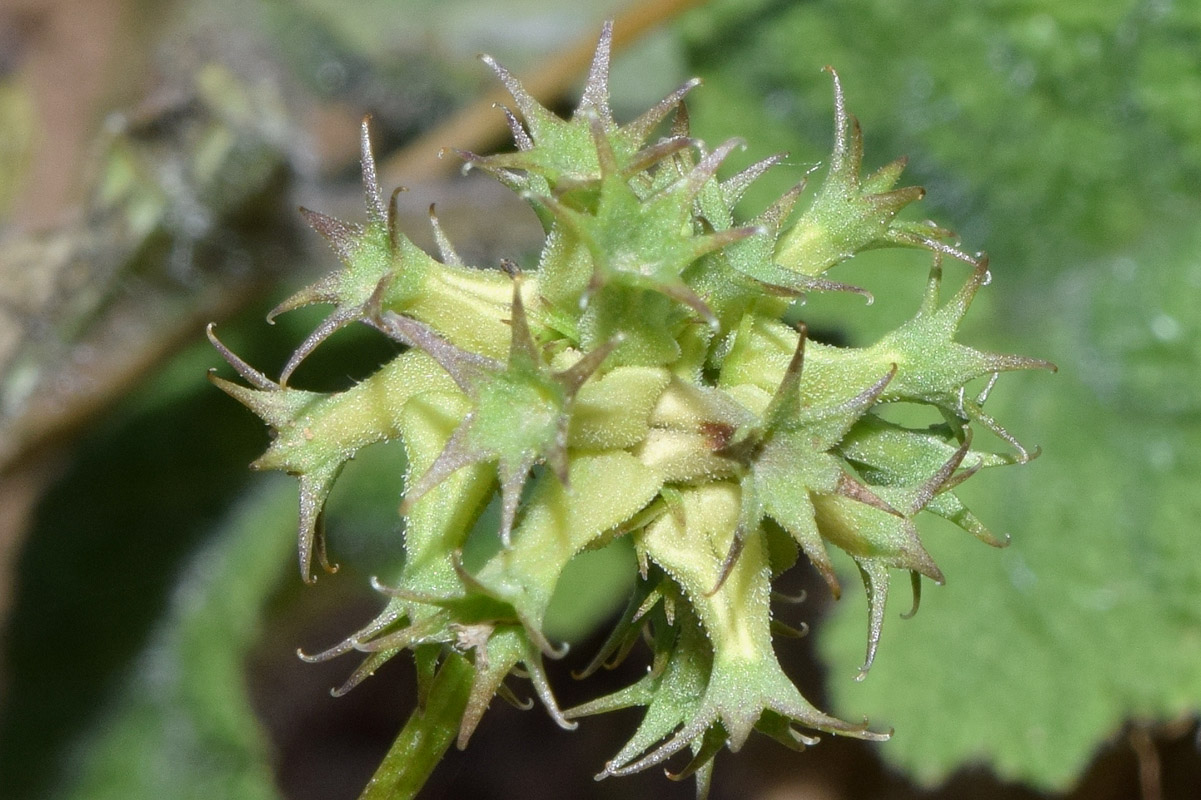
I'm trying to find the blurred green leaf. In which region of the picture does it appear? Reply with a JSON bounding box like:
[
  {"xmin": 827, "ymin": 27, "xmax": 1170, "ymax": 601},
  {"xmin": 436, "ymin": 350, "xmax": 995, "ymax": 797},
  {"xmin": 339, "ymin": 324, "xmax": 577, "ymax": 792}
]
[
  {"xmin": 685, "ymin": 0, "xmax": 1201, "ymax": 790},
  {"xmin": 818, "ymin": 217, "xmax": 1201, "ymax": 789},
  {"xmin": 59, "ymin": 478, "xmax": 295, "ymax": 800}
]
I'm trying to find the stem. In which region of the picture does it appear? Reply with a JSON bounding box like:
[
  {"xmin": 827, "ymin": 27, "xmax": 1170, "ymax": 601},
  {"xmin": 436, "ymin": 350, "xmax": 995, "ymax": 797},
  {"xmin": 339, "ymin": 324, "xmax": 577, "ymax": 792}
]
[{"xmin": 359, "ymin": 652, "xmax": 474, "ymax": 800}]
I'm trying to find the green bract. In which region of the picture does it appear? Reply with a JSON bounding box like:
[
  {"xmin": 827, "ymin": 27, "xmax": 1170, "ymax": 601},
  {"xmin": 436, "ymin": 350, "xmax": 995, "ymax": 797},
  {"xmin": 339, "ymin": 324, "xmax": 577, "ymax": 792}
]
[{"xmin": 210, "ymin": 23, "xmax": 1052, "ymax": 799}]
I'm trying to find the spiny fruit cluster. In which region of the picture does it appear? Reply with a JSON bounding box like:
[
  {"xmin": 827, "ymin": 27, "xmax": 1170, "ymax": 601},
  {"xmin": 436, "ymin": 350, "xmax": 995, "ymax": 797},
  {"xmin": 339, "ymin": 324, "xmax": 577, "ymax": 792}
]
[{"xmin": 210, "ymin": 23, "xmax": 1051, "ymax": 797}]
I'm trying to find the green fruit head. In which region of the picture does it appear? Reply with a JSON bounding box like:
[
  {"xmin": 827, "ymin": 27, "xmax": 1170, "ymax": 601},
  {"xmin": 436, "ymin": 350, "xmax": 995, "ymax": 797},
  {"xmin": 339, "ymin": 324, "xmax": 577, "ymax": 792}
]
[{"xmin": 210, "ymin": 21, "xmax": 1052, "ymax": 794}]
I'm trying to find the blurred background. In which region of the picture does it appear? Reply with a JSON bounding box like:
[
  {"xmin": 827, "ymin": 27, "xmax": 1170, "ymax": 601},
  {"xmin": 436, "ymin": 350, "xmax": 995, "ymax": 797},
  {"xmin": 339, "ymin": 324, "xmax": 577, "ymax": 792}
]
[{"xmin": 1, "ymin": 0, "xmax": 1199, "ymax": 798}]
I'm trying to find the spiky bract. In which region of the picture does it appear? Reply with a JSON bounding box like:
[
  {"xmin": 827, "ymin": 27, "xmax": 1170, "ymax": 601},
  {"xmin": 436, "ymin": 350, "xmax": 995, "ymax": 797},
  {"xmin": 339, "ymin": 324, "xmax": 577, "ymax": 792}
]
[{"xmin": 210, "ymin": 21, "xmax": 1051, "ymax": 796}]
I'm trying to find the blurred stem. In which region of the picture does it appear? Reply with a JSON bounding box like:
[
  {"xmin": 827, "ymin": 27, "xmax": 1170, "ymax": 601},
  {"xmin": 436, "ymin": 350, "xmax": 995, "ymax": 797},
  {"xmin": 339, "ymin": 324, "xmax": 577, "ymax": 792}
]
[{"xmin": 359, "ymin": 652, "xmax": 473, "ymax": 800}]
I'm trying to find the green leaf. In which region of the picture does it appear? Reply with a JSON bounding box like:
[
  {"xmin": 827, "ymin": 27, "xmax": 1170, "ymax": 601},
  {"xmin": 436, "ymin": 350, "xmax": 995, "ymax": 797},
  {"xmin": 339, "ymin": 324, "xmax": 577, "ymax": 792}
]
[
  {"xmin": 60, "ymin": 478, "xmax": 296, "ymax": 800},
  {"xmin": 682, "ymin": 0, "xmax": 1201, "ymax": 788},
  {"xmin": 822, "ymin": 211, "xmax": 1201, "ymax": 788}
]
